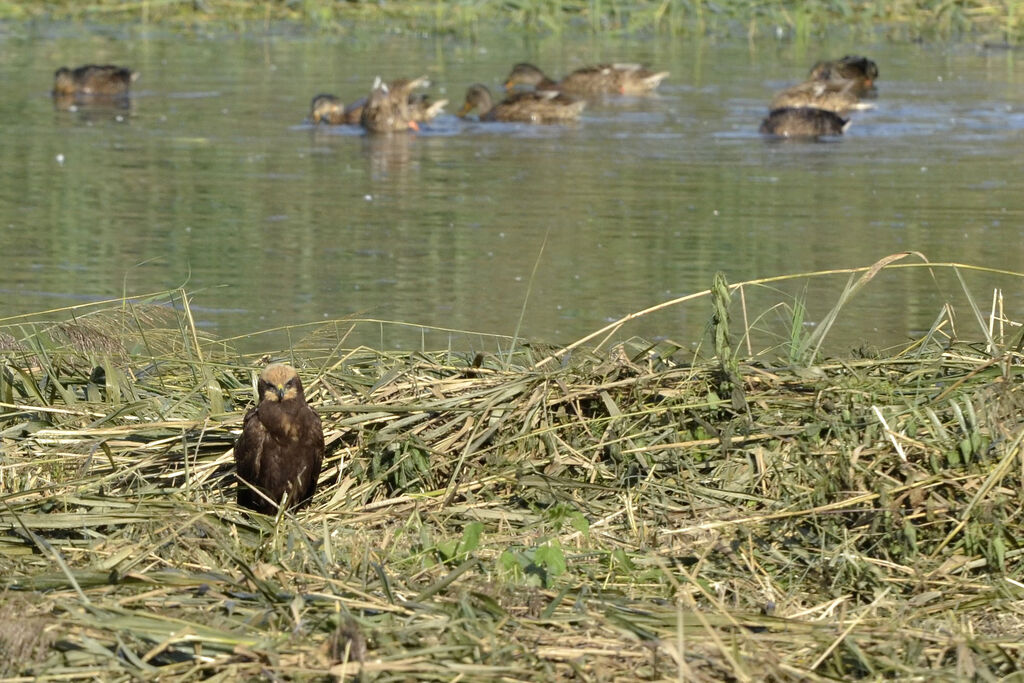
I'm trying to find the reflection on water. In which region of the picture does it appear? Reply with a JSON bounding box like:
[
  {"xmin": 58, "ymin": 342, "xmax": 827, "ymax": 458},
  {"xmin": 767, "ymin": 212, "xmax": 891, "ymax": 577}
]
[
  {"xmin": 52, "ymin": 91, "xmax": 133, "ymax": 113},
  {"xmin": 362, "ymin": 134, "xmax": 416, "ymax": 179},
  {"xmin": 0, "ymin": 26, "xmax": 1022, "ymax": 355}
]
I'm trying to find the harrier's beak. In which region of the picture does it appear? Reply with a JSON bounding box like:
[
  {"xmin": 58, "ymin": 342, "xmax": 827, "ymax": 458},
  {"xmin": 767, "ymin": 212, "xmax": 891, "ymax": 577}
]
[{"xmin": 275, "ymin": 385, "xmax": 285, "ymax": 400}]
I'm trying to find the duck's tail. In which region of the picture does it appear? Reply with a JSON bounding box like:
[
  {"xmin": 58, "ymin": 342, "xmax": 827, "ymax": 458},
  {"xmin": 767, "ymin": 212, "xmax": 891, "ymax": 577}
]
[
  {"xmin": 421, "ymin": 98, "xmax": 448, "ymax": 120},
  {"xmin": 642, "ymin": 71, "xmax": 670, "ymax": 89}
]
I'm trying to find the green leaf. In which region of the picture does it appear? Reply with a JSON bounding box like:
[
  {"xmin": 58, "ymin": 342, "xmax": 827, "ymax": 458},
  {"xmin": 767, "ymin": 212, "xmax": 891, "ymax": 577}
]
[
  {"xmin": 946, "ymin": 448, "xmax": 961, "ymax": 468},
  {"xmin": 611, "ymin": 548, "xmax": 634, "ymax": 571},
  {"xmin": 458, "ymin": 521, "xmax": 483, "ymax": 555},
  {"xmin": 992, "ymin": 535, "xmax": 1006, "ymax": 572},
  {"xmin": 570, "ymin": 512, "xmax": 589, "ymax": 536},
  {"xmin": 534, "ymin": 540, "xmax": 566, "ymax": 577},
  {"xmin": 497, "ymin": 550, "xmax": 524, "ymax": 581},
  {"xmin": 436, "ymin": 540, "xmax": 457, "ymax": 562},
  {"xmin": 958, "ymin": 438, "xmax": 972, "ymax": 462},
  {"xmin": 902, "ymin": 520, "xmax": 917, "ymax": 554}
]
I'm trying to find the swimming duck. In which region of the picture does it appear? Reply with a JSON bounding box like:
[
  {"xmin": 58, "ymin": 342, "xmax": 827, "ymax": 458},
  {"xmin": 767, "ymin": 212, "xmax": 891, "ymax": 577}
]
[
  {"xmin": 310, "ymin": 89, "xmax": 447, "ymax": 126},
  {"xmin": 309, "ymin": 94, "xmax": 361, "ymax": 125},
  {"xmin": 359, "ymin": 76, "xmax": 431, "ymax": 134},
  {"xmin": 770, "ymin": 80, "xmax": 873, "ymax": 114},
  {"xmin": 457, "ymin": 84, "xmax": 585, "ymax": 123},
  {"xmin": 759, "ymin": 107, "xmax": 850, "ymax": 137},
  {"xmin": 504, "ymin": 62, "xmax": 669, "ymax": 96},
  {"xmin": 808, "ymin": 55, "xmax": 879, "ymax": 94},
  {"xmin": 406, "ymin": 93, "xmax": 449, "ymax": 122},
  {"xmin": 53, "ymin": 64, "xmax": 137, "ymax": 96}
]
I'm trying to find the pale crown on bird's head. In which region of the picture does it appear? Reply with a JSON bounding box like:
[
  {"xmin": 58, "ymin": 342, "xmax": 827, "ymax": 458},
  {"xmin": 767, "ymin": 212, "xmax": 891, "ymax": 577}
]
[{"xmin": 258, "ymin": 363, "xmax": 303, "ymax": 403}]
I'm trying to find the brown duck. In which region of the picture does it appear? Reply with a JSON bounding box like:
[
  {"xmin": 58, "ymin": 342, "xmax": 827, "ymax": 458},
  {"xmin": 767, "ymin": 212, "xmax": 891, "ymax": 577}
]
[
  {"xmin": 504, "ymin": 62, "xmax": 669, "ymax": 96},
  {"xmin": 406, "ymin": 93, "xmax": 449, "ymax": 122},
  {"xmin": 770, "ymin": 80, "xmax": 873, "ymax": 114},
  {"xmin": 309, "ymin": 94, "xmax": 361, "ymax": 125},
  {"xmin": 457, "ymin": 84, "xmax": 585, "ymax": 123},
  {"xmin": 759, "ymin": 107, "xmax": 850, "ymax": 137},
  {"xmin": 359, "ymin": 76, "xmax": 440, "ymax": 133},
  {"xmin": 808, "ymin": 55, "xmax": 879, "ymax": 94},
  {"xmin": 53, "ymin": 64, "xmax": 137, "ymax": 96},
  {"xmin": 310, "ymin": 89, "xmax": 447, "ymax": 126}
]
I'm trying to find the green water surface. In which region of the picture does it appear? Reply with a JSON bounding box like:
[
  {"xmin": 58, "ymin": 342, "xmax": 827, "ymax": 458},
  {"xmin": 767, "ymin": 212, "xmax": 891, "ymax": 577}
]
[{"xmin": 1, "ymin": 24, "xmax": 1022, "ymax": 353}]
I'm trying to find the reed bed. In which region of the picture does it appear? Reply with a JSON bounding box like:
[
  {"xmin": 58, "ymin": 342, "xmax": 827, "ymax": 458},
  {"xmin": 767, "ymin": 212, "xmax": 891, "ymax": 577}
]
[
  {"xmin": 4, "ymin": 0, "xmax": 1024, "ymax": 40},
  {"xmin": 1, "ymin": 258, "xmax": 1023, "ymax": 680}
]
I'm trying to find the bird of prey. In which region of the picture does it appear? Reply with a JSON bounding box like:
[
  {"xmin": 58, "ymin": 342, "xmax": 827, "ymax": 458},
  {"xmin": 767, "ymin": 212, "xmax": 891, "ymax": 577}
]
[{"xmin": 234, "ymin": 363, "xmax": 324, "ymax": 515}]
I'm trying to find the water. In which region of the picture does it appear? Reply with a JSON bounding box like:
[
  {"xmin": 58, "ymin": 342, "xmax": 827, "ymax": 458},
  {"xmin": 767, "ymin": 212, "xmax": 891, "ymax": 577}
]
[{"xmin": 1, "ymin": 23, "xmax": 1022, "ymax": 355}]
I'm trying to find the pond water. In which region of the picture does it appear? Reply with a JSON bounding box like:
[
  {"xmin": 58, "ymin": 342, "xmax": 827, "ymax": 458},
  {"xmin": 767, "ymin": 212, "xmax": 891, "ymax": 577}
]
[{"xmin": 1, "ymin": 23, "xmax": 1022, "ymax": 355}]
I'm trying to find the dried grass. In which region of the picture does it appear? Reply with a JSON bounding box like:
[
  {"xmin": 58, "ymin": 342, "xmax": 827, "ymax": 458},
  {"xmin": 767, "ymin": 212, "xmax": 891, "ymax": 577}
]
[
  {"xmin": 0, "ymin": 592, "xmax": 57, "ymax": 676},
  {"xmin": 1, "ymin": 261, "xmax": 1023, "ymax": 680}
]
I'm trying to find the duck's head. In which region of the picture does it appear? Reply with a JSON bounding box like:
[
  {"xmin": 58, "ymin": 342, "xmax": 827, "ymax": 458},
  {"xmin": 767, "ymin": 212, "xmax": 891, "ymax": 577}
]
[
  {"xmin": 457, "ymin": 84, "xmax": 493, "ymax": 117},
  {"xmin": 504, "ymin": 63, "xmax": 546, "ymax": 90}
]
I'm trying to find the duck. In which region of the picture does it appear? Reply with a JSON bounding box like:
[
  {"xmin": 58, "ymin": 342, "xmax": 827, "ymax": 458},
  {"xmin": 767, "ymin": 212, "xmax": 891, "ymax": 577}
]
[
  {"xmin": 503, "ymin": 62, "xmax": 669, "ymax": 96},
  {"xmin": 770, "ymin": 80, "xmax": 873, "ymax": 114},
  {"xmin": 808, "ymin": 55, "xmax": 879, "ymax": 94},
  {"xmin": 406, "ymin": 93, "xmax": 449, "ymax": 123},
  {"xmin": 309, "ymin": 93, "xmax": 361, "ymax": 125},
  {"xmin": 310, "ymin": 89, "xmax": 447, "ymax": 126},
  {"xmin": 759, "ymin": 107, "xmax": 850, "ymax": 137},
  {"xmin": 53, "ymin": 64, "xmax": 137, "ymax": 96},
  {"xmin": 457, "ymin": 84, "xmax": 585, "ymax": 123},
  {"xmin": 359, "ymin": 76, "xmax": 432, "ymax": 134}
]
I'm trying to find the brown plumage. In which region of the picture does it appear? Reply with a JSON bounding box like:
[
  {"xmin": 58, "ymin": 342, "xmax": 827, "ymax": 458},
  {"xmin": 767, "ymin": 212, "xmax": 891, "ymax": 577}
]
[
  {"xmin": 406, "ymin": 93, "xmax": 449, "ymax": 122},
  {"xmin": 53, "ymin": 64, "xmax": 137, "ymax": 96},
  {"xmin": 359, "ymin": 76, "xmax": 434, "ymax": 134},
  {"xmin": 234, "ymin": 363, "xmax": 324, "ymax": 515},
  {"xmin": 457, "ymin": 84, "xmax": 585, "ymax": 123},
  {"xmin": 770, "ymin": 79, "xmax": 873, "ymax": 114},
  {"xmin": 759, "ymin": 107, "xmax": 850, "ymax": 137},
  {"xmin": 808, "ymin": 55, "xmax": 879, "ymax": 95},
  {"xmin": 504, "ymin": 62, "xmax": 669, "ymax": 96},
  {"xmin": 310, "ymin": 90, "xmax": 447, "ymax": 126},
  {"xmin": 310, "ymin": 94, "xmax": 361, "ymax": 125}
]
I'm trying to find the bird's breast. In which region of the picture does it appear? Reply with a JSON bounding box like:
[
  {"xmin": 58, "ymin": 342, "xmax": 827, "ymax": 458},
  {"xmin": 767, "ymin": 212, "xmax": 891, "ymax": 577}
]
[{"xmin": 258, "ymin": 404, "xmax": 304, "ymax": 440}]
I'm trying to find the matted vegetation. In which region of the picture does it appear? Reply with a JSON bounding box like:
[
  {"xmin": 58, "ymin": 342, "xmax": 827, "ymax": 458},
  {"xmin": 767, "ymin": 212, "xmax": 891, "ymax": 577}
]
[
  {"xmin": 1, "ymin": 256, "xmax": 1023, "ymax": 680},
  {"xmin": 2, "ymin": 0, "xmax": 1024, "ymax": 40}
]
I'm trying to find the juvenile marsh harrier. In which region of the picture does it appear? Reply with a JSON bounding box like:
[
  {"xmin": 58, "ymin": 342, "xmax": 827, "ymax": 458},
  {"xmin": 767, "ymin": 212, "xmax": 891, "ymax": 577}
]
[{"xmin": 234, "ymin": 363, "xmax": 324, "ymax": 515}]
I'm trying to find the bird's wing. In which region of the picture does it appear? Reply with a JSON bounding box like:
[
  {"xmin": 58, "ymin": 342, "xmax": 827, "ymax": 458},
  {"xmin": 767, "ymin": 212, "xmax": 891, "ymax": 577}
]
[{"xmin": 235, "ymin": 407, "xmax": 267, "ymax": 483}]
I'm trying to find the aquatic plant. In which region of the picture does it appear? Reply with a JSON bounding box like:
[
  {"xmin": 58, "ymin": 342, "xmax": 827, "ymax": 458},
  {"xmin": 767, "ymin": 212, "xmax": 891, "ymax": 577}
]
[
  {"xmin": 4, "ymin": 0, "xmax": 1024, "ymax": 40},
  {"xmin": 1, "ymin": 257, "xmax": 1023, "ymax": 678}
]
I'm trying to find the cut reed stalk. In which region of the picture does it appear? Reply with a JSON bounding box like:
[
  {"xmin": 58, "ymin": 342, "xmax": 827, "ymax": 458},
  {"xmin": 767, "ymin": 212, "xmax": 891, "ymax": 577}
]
[{"xmin": 1, "ymin": 260, "xmax": 1022, "ymax": 679}]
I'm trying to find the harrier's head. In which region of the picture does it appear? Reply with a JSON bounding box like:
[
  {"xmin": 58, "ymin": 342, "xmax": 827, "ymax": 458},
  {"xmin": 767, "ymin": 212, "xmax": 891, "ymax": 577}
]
[{"xmin": 258, "ymin": 363, "xmax": 304, "ymax": 404}]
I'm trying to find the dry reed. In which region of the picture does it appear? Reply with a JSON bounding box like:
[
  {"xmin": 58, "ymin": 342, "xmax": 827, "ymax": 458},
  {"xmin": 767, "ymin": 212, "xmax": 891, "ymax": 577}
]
[{"xmin": 1, "ymin": 258, "xmax": 1022, "ymax": 680}]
